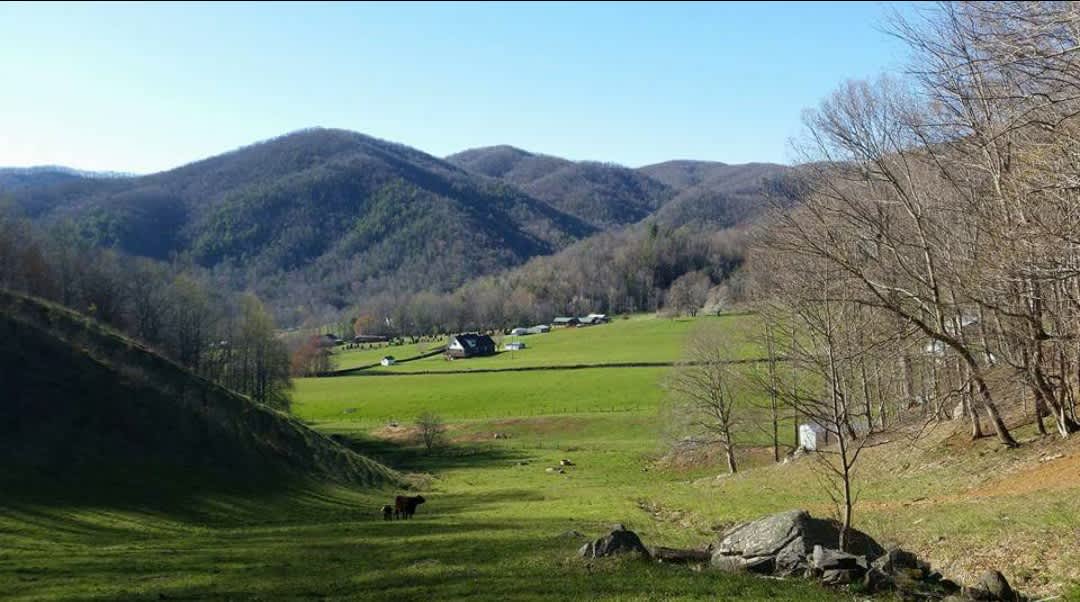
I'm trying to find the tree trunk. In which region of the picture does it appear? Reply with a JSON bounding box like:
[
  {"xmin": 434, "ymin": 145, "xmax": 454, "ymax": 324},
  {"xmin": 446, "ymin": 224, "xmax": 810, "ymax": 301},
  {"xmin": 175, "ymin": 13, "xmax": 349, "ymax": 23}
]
[
  {"xmin": 967, "ymin": 395, "xmax": 984, "ymax": 439},
  {"xmin": 980, "ymin": 393, "xmax": 1017, "ymax": 447},
  {"xmin": 861, "ymin": 361, "xmax": 874, "ymax": 434},
  {"xmin": 1034, "ymin": 394, "xmax": 1048, "ymax": 436},
  {"xmin": 766, "ymin": 322, "xmax": 780, "ymax": 462},
  {"xmin": 953, "ymin": 343, "xmax": 1018, "ymax": 448},
  {"xmin": 725, "ymin": 443, "xmax": 738, "ymax": 474}
]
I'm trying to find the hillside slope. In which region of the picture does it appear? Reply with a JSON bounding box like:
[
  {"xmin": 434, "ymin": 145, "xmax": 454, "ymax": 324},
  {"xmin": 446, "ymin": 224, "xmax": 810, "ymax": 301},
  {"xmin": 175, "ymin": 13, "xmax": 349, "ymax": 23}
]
[
  {"xmin": 449, "ymin": 148, "xmax": 791, "ymax": 230},
  {"xmin": 0, "ymin": 289, "xmax": 397, "ymax": 486},
  {"xmin": 638, "ymin": 160, "xmax": 790, "ymax": 228},
  {"xmin": 2, "ymin": 129, "xmax": 596, "ymax": 307},
  {"xmin": 448, "ymin": 145, "xmax": 673, "ymax": 229}
]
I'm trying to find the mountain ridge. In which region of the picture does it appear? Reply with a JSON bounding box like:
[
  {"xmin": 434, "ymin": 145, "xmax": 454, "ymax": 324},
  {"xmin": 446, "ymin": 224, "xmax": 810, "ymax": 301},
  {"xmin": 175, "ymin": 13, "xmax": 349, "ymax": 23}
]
[{"xmin": 1, "ymin": 128, "xmax": 788, "ymax": 322}]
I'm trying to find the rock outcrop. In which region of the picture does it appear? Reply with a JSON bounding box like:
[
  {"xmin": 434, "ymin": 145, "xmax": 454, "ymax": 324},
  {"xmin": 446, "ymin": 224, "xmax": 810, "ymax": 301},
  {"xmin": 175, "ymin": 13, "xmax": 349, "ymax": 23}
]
[
  {"xmin": 576, "ymin": 511, "xmax": 1023, "ymax": 601},
  {"xmin": 578, "ymin": 525, "xmax": 650, "ymax": 559},
  {"xmin": 710, "ymin": 509, "xmax": 883, "ymax": 576}
]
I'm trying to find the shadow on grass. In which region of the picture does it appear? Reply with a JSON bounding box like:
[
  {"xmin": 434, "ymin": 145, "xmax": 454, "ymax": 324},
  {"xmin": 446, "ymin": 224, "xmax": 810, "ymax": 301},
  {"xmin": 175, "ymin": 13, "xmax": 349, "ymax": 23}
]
[
  {"xmin": 43, "ymin": 512, "xmax": 842, "ymax": 602},
  {"xmin": 0, "ymin": 465, "xmax": 355, "ymax": 535},
  {"xmin": 328, "ymin": 430, "xmax": 532, "ymax": 474}
]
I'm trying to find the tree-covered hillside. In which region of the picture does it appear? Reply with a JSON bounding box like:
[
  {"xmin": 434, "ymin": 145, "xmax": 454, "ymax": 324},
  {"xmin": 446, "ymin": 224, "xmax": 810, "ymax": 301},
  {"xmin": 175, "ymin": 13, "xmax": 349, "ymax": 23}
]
[
  {"xmin": 2, "ymin": 129, "xmax": 597, "ymax": 317},
  {"xmin": 448, "ymin": 145, "xmax": 673, "ymax": 228},
  {"xmin": 638, "ymin": 160, "xmax": 790, "ymax": 228},
  {"xmin": 450, "ymin": 147, "xmax": 789, "ymax": 230},
  {"xmin": 2, "ymin": 131, "xmax": 788, "ymax": 327}
]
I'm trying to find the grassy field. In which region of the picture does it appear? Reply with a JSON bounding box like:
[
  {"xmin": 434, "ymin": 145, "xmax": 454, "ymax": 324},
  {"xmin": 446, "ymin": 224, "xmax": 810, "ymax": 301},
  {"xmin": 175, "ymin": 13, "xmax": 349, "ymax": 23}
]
[
  {"xmin": 328, "ymin": 313, "xmax": 762, "ymax": 373},
  {"xmin": 6, "ymin": 310, "xmax": 1080, "ymax": 600},
  {"xmin": 294, "ymin": 366, "xmax": 671, "ymax": 424},
  {"xmin": 331, "ymin": 336, "xmax": 449, "ymax": 371}
]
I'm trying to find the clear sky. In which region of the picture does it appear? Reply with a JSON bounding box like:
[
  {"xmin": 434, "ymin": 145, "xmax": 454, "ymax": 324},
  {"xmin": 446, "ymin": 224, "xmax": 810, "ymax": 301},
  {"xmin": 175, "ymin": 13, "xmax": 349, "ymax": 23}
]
[{"xmin": 0, "ymin": 1, "xmax": 911, "ymax": 174}]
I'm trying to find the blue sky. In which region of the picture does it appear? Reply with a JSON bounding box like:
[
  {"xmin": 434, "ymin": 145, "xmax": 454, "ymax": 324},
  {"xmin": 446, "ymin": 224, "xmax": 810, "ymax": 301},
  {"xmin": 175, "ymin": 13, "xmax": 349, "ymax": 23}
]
[{"xmin": 0, "ymin": 1, "xmax": 910, "ymax": 173}]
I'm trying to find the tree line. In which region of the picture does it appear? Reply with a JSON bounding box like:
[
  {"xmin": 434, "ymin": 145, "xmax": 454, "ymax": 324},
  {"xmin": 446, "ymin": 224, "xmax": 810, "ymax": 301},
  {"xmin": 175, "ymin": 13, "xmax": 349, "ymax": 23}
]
[
  {"xmin": 337, "ymin": 223, "xmax": 748, "ymax": 337},
  {"xmin": 0, "ymin": 206, "xmax": 292, "ymax": 410},
  {"xmin": 666, "ymin": 1, "xmax": 1080, "ymax": 552}
]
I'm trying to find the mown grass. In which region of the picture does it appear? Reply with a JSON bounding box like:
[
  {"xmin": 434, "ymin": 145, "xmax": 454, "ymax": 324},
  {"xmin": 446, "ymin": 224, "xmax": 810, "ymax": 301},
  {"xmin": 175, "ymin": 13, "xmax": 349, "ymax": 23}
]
[
  {"xmin": 8, "ymin": 309, "xmax": 1080, "ymax": 599},
  {"xmin": 294, "ymin": 366, "xmax": 671, "ymax": 425},
  {"xmin": 332, "ymin": 336, "xmax": 449, "ymax": 370},
  {"xmin": 1, "ymin": 311, "xmax": 855, "ymax": 600},
  {"xmin": 330, "ymin": 313, "xmax": 762, "ymax": 374},
  {"xmin": 0, "ymin": 423, "xmax": 846, "ymax": 601}
]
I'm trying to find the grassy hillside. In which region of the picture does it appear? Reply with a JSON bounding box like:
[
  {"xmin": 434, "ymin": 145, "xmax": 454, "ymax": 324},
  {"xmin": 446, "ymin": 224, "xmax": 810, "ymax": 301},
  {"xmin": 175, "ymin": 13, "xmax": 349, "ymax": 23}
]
[
  {"xmin": 0, "ymin": 309, "xmax": 844, "ymax": 601},
  {"xmin": 7, "ymin": 309, "xmax": 1078, "ymax": 599},
  {"xmin": 298, "ymin": 313, "xmax": 1080, "ymax": 598},
  {"xmin": 0, "ymin": 289, "xmax": 396, "ymax": 487}
]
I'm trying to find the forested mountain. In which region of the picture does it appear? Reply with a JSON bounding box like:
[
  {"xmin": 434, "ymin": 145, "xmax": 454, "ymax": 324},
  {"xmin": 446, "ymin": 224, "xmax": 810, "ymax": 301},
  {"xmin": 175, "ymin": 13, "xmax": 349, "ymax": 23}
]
[
  {"xmin": 1, "ymin": 129, "xmax": 597, "ymax": 318},
  {"xmin": 1, "ymin": 129, "xmax": 789, "ymax": 326},
  {"xmin": 449, "ymin": 147, "xmax": 789, "ymax": 230},
  {"xmin": 638, "ymin": 160, "xmax": 790, "ymax": 228},
  {"xmin": 355, "ymin": 221, "xmax": 749, "ymax": 337},
  {"xmin": 0, "ymin": 167, "xmax": 133, "ymax": 199},
  {"xmin": 447, "ymin": 146, "xmax": 673, "ymax": 228},
  {"xmin": 0, "ymin": 168, "xmax": 87, "ymax": 194}
]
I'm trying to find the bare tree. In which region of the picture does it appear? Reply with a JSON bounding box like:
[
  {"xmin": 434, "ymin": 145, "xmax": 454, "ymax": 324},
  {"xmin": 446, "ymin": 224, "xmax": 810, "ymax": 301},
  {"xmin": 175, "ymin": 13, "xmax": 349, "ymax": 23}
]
[
  {"xmin": 416, "ymin": 411, "xmax": 446, "ymax": 454},
  {"xmin": 665, "ymin": 324, "xmax": 744, "ymax": 474}
]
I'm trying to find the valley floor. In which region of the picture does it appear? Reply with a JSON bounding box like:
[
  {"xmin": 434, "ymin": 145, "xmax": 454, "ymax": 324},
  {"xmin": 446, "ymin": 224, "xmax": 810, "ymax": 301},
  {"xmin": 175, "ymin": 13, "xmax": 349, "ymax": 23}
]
[{"xmin": 4, "ymin": 315, "xmax": 1080, "ymax": 600}]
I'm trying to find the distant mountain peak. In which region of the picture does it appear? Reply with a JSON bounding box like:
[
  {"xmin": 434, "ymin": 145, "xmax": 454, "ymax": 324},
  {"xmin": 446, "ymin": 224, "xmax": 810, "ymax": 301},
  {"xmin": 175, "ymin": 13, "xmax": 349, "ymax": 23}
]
[{"xmin": 0, "ymin": 165, "xmax": 137, "ymax": 179}]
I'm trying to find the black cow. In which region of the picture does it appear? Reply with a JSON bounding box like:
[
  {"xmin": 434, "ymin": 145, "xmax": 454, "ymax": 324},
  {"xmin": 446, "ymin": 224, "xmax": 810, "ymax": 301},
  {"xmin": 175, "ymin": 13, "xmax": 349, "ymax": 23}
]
[
  {"xmin": 381, "ymin": 504, "xmax": 393, "ymax": 521},
  {"xmin": 394, "ymin": 495, "xmax": 426, "ymax": 519}
]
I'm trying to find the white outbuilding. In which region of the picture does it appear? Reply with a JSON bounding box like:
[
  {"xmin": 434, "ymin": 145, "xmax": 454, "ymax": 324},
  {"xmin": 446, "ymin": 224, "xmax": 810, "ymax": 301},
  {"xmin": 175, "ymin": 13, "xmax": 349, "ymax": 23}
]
[{"xmin": 798, "ymin": 423, "xmax": 827, "ymax": 451}]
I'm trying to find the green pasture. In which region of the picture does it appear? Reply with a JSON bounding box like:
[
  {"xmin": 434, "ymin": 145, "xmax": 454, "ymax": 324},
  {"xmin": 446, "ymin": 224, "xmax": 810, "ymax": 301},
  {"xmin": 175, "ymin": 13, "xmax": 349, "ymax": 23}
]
[
  {"xmin": 293, "ymin": 366, "xmax": 671, "ymax": 425},
  {"xmin": 329, "ymin": 313, "xmax": 762, "ymax": 374},
  {"xmin": 8, "ymin": 307, "xmax": 1077, "ymax": 600}
]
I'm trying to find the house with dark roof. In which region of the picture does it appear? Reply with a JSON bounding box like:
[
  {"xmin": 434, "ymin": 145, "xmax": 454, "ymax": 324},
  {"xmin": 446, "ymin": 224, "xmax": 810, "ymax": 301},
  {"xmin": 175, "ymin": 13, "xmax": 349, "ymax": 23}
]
[
  {"xmin": 446, "ymin": 333, "xmax": 496, "ymax": 359},
  {"xmin": 552, "ymin": 317, "xmax": 579, "ymax": 327}
]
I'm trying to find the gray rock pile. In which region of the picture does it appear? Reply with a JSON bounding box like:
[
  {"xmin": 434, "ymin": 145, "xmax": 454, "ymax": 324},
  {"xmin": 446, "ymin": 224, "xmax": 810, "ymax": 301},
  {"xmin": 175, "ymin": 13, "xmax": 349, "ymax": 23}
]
[
  {"xmin": 578, "ymin": 524, "xmax": 650, "ymax": 560},
  {"xmin": 708, "ymin": 510, "xmax": 1022, "ymax": 600},
  {"xmin": 710, "ymin": 509, "xmax": 883, "ymax": 576},
  {"xmin": 574, "ymin": 511, "xmax": 1024, "ymax": 601}
]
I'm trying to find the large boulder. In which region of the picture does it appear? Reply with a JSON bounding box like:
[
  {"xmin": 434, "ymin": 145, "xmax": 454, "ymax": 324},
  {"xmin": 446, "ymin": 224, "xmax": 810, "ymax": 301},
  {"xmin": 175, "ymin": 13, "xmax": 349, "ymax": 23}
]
[
  {"xmin": 811, "ymin": 545, "xmax": 867, "ymax": 572},
  {"xmin": 711, "ymin": 510, "xmax": 883, "ymax": 576},
  {"xmin": 871, "ymin": 546, "xmax": 925, "ymax": 575},
  {"xmin": 578, "ymin": 525, "xmax": 650, "ymax": 560},
  {"xmin": 964, "ymin": 571, "xmax": 1019, "ymax": 601}
]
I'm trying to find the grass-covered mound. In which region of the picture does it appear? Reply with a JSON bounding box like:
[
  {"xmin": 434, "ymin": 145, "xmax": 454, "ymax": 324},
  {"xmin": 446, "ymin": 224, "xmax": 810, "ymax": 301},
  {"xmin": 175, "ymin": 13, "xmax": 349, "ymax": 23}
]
[{"xmin": 0, "ymin": 289, "xmax": 397, "ymax": 488}]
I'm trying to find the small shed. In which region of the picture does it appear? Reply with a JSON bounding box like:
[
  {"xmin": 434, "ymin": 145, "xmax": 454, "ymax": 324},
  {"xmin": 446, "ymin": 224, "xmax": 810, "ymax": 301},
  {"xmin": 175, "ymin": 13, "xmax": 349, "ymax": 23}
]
[
  {"xmin": 380, "ymin": 356, "xmax": 396, "ymax": 367},
  {"xmin": 510, "ymin": 327, "xmax": 530, "ymax": 336},
  {"xmin": 504, "ymin": 341, "xmax": 526, "ymax": 351},
  {"xmin": 528, "ymin": 324, "xmax": 551, "ymax": 334},
  {"xmin": 798, "ymin": 423, "xmax": 827, "ymax": 451}
]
